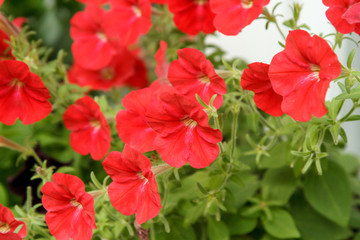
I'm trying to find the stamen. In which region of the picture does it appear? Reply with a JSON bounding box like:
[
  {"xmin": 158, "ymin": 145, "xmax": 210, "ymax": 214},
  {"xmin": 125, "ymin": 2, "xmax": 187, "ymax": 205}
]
[
  {"xmin": 310, "ymin": 64, "xmax": 321, "ymax": 82},
  {"xmin": 100, "ymin": 67, "xmax": 115, "ymax": 80},
  {"xmin": 97, "ymin": 31, "xmax": 107, "ymax": 42},
  {"xmin": 70, "ymin": 199, "xmax": 83, "ymax": 209},
  {"xmin": 199, "ymin": 75, "xmax": 210, "ymax": 85},
  {"xmin": 242, "ymin": 0, "xmax": 254, "ymax": 8},
  {"xmin": 10, "ymin": 78, "xmax": 24, "ymax": 88},
  {"xmin": 194, "ymin": 0, "xmax": 207, "ymax": 5},
  {"xmin": 90, "ymin": 119, "xmax": 101, "ymax": 129},
  {"xmin": 182, "ymin": 116, "xmax": 198, "ymax": 128},
  {"xmin": 133, "ymin": 6, "xmax": 142, "ymax": 17},
  {"xmin": 0, "ymin": 222, "xmax": 10, "ymax": 234}
]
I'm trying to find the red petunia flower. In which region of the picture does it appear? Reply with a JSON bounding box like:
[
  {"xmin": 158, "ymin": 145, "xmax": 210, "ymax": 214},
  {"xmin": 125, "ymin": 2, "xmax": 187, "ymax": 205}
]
[
  {"xmin": 41, "ymin": 173, "xmax": 96, "ymax": 240},
  {"xmin": 0, "ymin": 31, "xmax": 14, "ymax": 60},
  {"xmin": 145, "ymin": 91, "xmax": 222, "ymax": 168},
  {"xmin": 63, "ymin": 96, "xmax": 111, "ymax": 160},
  {"xmin": 0, "ymin": 204, "xmax": 27, "ymax": 240},
  {"xmin": 241, "ymin": 62, "xmax": 284, "ymax": 117},
  {"xmin": 155, "ymin": 40, "xmax": 171, "ymax": 85},
  {"xmin": 0, "ymin": 60, "xmax": 52, "ymax": 125},
  {"xmin": 105, "ymin": 0, "xmax": 152, "ymax": 46},
  {"xmin": 102, "ymin": 145, "xmax": 162, "ymax": 224},
  {"xmin": 68, "ymin": 48, "xmax": 135, "ymax": 91},
  {"xmin": 116, "ymin": 81, "xmax": 171, "ymax": 152},
  {"xmin": 268, "ymin": 30, "xmax": 342, "ymax": 122},
  {"xmin": 168, "ymin": 0, "xmax": 216, "ymax": 35},
  {"xmin": 210, "ymin": 0, "xmax": 270, "ymax": 35},
  {"xmin": 323, "ymin": 0, "xmax": 360, "ymax": 35},
  {"xmin": 168, "ymin": 48, "xmax": 226, "ymax": 109},
  {"xmin": 70, "ymin": 4, "xmax": 119, "ymax": 70}
]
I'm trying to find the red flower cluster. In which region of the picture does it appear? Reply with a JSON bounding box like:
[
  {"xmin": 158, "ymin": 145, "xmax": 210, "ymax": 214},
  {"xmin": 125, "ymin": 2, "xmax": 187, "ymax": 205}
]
[
  {"xmin": 0, "ymin": 204, "xmax": 27, "ymax": 240},
  {"xmin": 241, "ymin": 30, "xmax": 342, "ymax": 122},
  {"xmin": 323, "ymin": 0, "xmax": 360, "ymax": 35},
  {"xmin": 0, "ymin": 60, "xmax": 52, "ymax": 125},
  {"xmin": 102, "ymin": 145, "xmax": 162, "ymax": 224},
  {"xmin": 116, "ymin": 47, "xmax": 224, "ymax": 168},
  {"xmin": 69, "ymin": 2, "xmax": 150, "ymax": 91},
  {"xmin": 41, "ymin": 173, "xmax": 96, "ymax": 240},
  {"xmin": 63, "ymin": 96, "xmax": 111, "ymax": 160}
]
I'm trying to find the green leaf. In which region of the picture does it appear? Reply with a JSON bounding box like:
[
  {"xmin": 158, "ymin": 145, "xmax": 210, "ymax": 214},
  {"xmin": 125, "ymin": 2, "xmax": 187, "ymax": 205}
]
[
  {"xmin": 262, "ymin": 208, "xmax": 300, "ymax": 239},
  {"xmin": 344, "ymin": 115, "xmax": 360, "ymax": 121},
  {"xmin": 329, "ymin": 124, "xmax": 341, "ymax": 145},
  {"xmin": 347, "ymin": 48, "xmax": 357, "ymax": 68},
  {"xmin": 290, "ymin": 193, "xmax": 352, "ymax": 240},
  {"xmin": 208, "ymin": 217, "xmax": 230, "ymax": 240},
  {"xmin": 336, "ymin": 87, "xmax": 360, "ymax": 100},
  {"xmin": 262, "ymin": 167, "xmax": 298, "ymax": 205},
  {"xmin": 303, "ymin": 161, "xmax": 351, "ymax": 226},
  {"xmin": 349, "ymin": 208, "xmax": 360, "ymax": 228},
  {"xmin": 228, "ymin": 216, "xmax": 257, "ymax": 235}
]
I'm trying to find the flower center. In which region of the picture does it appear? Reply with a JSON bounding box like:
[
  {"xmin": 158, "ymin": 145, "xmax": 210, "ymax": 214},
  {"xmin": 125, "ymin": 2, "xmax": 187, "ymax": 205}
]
[
  {"xmin": 100, "ymin": 67, "xmax": 115, "ymax": 80},
  {"xmin": 10, "ymin": 78, "xmax": 24, "ymax": 88},
  {"xmin": 182, "ymin": 116, "xmax": 198, "ymax": 128},
  {"xmin": 90, "ymin": 119, "xmax": 101, "ymax": 129},
  {"xmin": 242, "ymin": 0, "xmax": 253, "ymax": 8},
  {"xmin": 0, "ymin": 222, "xmax": 10, "ymax": 234},
  {"xmin": 199, "ymin": 75, "xmax": 210, "ymax": 85},
  {"xmin": 133, "ymin": 6, "xmax": 141, "ymax": 17},
  {"xmin": 70, "ymin": 199, "xmax": 83, "ymax": 209},
  {"xmin": 310, "ymin": 64, "xmax": 320, "ymax": 82},
  {"xmin": 97, "ymin": 31, "xmax": 107, "ymax": 42},
  {"xmin": 194, "ymin": 0, "xmax": 207, "ymax": 5}
]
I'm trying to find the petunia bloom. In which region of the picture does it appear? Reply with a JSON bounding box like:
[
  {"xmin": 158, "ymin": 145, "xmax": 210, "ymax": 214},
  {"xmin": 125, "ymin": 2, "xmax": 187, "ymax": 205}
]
[
  {"xmin": 168, "ymin": 48, "xmax": 227, "ymax": 109},
  {"xmin": 68, "ymin": 48, "xmax": 135, "ymax": 91},
  {"xmin": 145, "ymin": 91, "xmax": 222, "ymax": 168},
  {"xmin": 63, "ymin": 96, "xmax": 111, "ymax": 160},
  {"xmin": 102, "ymin": 145, "xmax": 162, "ymax": 224},
  {"xmin": 70, "ymin": 4, "xmax": 120, "ymax": 70},
  {"xmin": 168, "ymin": 0, "xmax": 216, "ymax": 35},
  {"xmin": 210, "ymin": 0, "xmax": 270, "ymax": 35},
  {"xmin": 0, "ymin": 60, "xmax": 52, "ymax": 125},
  {"xmin": 0, "ymin": 204, "xmax": 27, "ymax": 240},
  {"xmin": 241, "ymin": 62, "xmax": 284, "ymax": 117},
  {"xmin": 124, "ymin": 55, "xmax": 149, "ymax": 88},
  {"xmin": 150, "ymin": 0, "xmax": 167, "ymax": 3},
  {"xmin": 268, "ymin": 30, "xmax": 342, "ymax": 122},
  {"xmin": 105, "ymin": 0, "xmax": 152, "ymax": 46},
  {"xmin": 41, "ymin": 173, "xmax": 96, "ymax": 240},
  {"xmin": 323, "ymin": 0, "xmax": 360, "ymax": 35},
  {"xmin": 116, "ymin": 81, "xmax": 171, "ymax": 152},
  {"xmin": 76, "ymin": 0, "xmax": 109, "ymax": 5}
]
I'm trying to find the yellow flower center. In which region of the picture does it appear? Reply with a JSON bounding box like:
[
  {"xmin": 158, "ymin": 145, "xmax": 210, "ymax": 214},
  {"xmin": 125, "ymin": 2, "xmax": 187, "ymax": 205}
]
[
  {"xmin": 242, "ymin": 0, "xmax": 254, "ymax": 8},
  {"xmin": 70, "ymin": 199, "xmax": 83, "ymax": 209},
  {"xmin": 182, "ymin": 116, "xmax": 198, "ymax": 128},
  {"xmin": 133, "ymin": 6, "xmax": 141, "ymax": 17},
  {"xmin": 10, "ymin": 78, "xmax": 24, "ymax": 88},
  {"xmin": 90, "ymin": 119, "xmax": 101, "ymax": 129},
  {"xmin": 0, "ymin": 222, "xmax": 10, "ymax": 234},
  {"xmin": 310, "ymin": 64, "xmax": 320, "ymax": 82},
  {"xmin": 100, "ymin": 67, "xmax": 115, "ymax": 80},
  {"xmin": 194, "ymin": 0, "xmax": 207, "ymax": 5},
  {"xmin": 97, "ymin": 31, "xmax": 107, "ymax": 42},
  {"xmin": 199, "ymin": 75, "xmax": 210, "ymax": 85}
]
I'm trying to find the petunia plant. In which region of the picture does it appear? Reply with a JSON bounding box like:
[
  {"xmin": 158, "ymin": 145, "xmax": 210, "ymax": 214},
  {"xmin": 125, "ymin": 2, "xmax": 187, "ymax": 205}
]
[{"xmin": 1, "ymin": 0, "xmax": 360, "ymax": 240}]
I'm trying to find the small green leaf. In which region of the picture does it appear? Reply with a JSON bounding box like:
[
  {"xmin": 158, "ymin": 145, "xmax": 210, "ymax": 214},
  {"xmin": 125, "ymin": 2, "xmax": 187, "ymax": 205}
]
[
  {"xmin": 208, "ymin": 218, "xmax": 230, "ymax": 240},
  {"xmin": 347, "ymin": 48, "xmax": 357, "ymax": 68},
  {"xmin": 329, "ymin": 124, "xmax": 340, "ymax": 144},
  {"xmin": 303, "ymin": 161, "xmax": 351, "ymax": 226},
  {"xmin": 262, "ymin": 208, "xmax": 300, "ymax": 239},
  {"xmin": 0, "ymin": 183, "xmax": 8, "ymax": 205},
  {"xmin": 344, "ymin": 115, "xmax": 360, "ymax": 121},
  {"xmin": 196, "ymin": 182, "xmax": 208, "ymax": 195}
]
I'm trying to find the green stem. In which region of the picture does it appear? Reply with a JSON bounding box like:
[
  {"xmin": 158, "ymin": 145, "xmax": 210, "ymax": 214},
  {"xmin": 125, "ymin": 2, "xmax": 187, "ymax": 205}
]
[
  {"xmin": 339, "ymin": 102, "xmax": 357, "ymax": 122},
  {"xmin": 274, "ymin": 20, "xmax": 286, "ymax": 40},
  {"xmin": 214, "ymin": 115, "xmax": 225, "ymax": 154},
  {"xmin": 230, "ymin": 109, "xmax": 239, "ymax": 160},
  {"xmin": 30, "ymin": 149, "xmax": 43, "ymax": 165}
]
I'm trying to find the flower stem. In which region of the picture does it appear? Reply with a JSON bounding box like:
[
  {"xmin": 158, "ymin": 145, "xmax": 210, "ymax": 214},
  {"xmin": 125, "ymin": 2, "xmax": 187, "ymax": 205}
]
[{"xmin": 214, "ymin": 115, "xmax": 225, "ymax": 154}]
